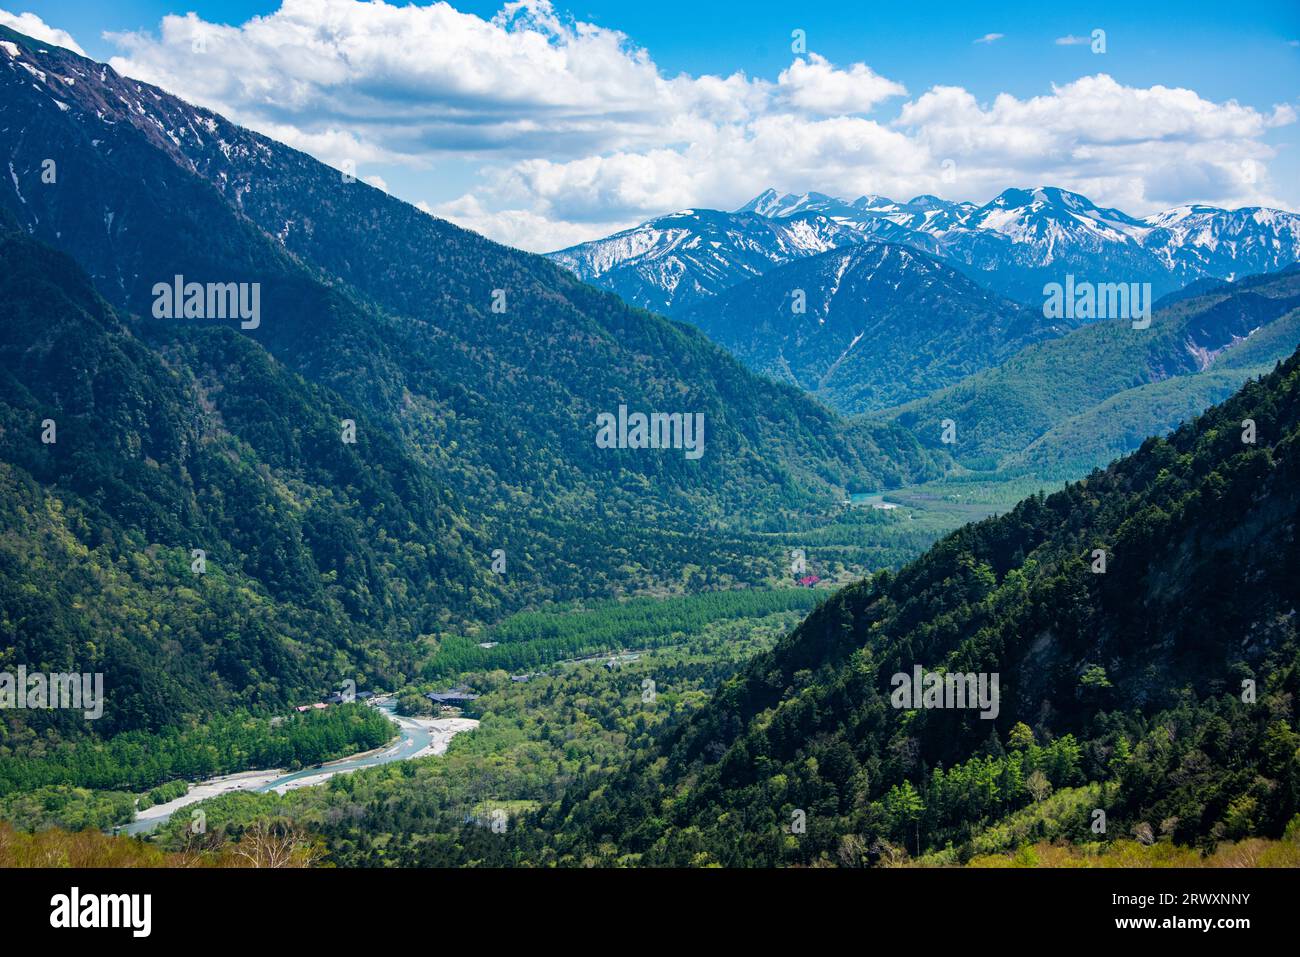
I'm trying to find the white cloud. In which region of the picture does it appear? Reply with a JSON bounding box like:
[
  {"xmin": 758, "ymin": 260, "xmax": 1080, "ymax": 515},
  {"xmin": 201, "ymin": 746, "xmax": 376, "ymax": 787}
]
[
  {"xmin": 426, "ymin": 193, "xmax": 628, "ymax": 251},
  {"xmin": 1055, "ymin": 35, "xmax": 1091, "ymax": 46},
  {"xmin": 898, "ymin": 75, "xmax": 1278, "ymax": 148},
  {"xmin": 0, "ymin": 7, "xmax": 86, "ymax": 55},
  {"xmin": 973, "ymin": 33, "xmax": 1005, "ymax": 45},
  {"xmin": 106, "ymin": 0, "xmax": 764, "ymax": 169},
  {"xmin": 477, "ymin": 116, "xmax": 929, "ymax": 232},
  {"xmin": 777, "ymin": 54, "xmax": 906, "ymax": 115},
  {"xmin": 892, "ymin": 75, "xmax": 1294, "ymax": 213},
  {"xmin": 95, "ymin": 0, "xmax": 1295, "ymax": 251}
]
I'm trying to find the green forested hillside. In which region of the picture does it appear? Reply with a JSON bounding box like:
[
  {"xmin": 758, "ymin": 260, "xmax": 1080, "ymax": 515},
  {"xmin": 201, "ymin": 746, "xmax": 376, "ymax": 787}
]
[
  {"xmin": 437, "ymin": 347, "xmax": 1300, "ymax": 865},
  {"xmin": 0, "ymin": 21, "xmax": 944, "ymax": 634},
  {"xmin": 0, "ymin": 26, "xmax": 947, "ymax": 760},
  {"xmin": 0, "ymin": 222, "xmax": 477, "ymax": 731},
  {"xmin": 676, "ymin": 243, "xmax": 1046, "ymax": 414},
  {"xmin": 885, "ymin": 267, "xmax": 1300, "ymax": 475},
  {"xmin": 0, "ymin": 212, "xmax": 818, "ymax": 753},
  {"xmin": 1002, "ymin": 365, "xmax": 1272, "ymax": 477},
  {"xmin": 0, "ymin": 23, "xmax": 937, "ymax": 524}
]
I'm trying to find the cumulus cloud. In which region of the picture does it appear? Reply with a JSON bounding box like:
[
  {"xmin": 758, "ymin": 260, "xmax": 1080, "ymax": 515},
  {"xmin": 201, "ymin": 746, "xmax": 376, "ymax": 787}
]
[
  {"xmin": 106, "ymin": 0, "xmax": 765, "ymax": 170},
  {"xmin": 477, "ymin": 117, "xmax": 930, "ymax": 232},
  {"xmin": 93, "ymin": 0, "xmax": 1296, "ymax": 251},
  {"xmin": 777, "ymin": 54, "xmax": 906, "ymax": 115},
  {"xmin": 0, "ymin": 7, "xmax": 86, "ymax": 55},
  {"xmin": 426, "ymin": 193, "xmax": 629, "ymax": 251},
  {"xmin": 892, "ymin": 75, "xmax": 1292, "ymax": 212},
  {"xmin": 898, "ymin": 75, "xmax": 1280, "ymax": 148}
]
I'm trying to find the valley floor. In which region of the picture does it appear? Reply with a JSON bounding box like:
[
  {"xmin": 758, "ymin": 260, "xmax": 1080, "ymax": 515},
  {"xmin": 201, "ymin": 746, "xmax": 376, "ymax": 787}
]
[{"xmin": 118, "ymin": 705, "xmax": 478, "ymax": 836}]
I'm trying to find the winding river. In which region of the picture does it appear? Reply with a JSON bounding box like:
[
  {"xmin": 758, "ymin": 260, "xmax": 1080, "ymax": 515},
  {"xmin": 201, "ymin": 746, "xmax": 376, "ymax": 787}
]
[{"xmin": 118, "ymin": 701, "xmax": 477, "ymax": 836}]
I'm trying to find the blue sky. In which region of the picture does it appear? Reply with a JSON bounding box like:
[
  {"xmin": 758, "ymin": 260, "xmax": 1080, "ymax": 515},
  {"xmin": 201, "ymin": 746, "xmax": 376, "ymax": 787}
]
[
  {"xmin": 24, "ymin": 0, "xmax": 1300, "ymax": 101},
  {"xmin": 5, "ymin": 0, "xmax": 1298, "ymax": 250}
]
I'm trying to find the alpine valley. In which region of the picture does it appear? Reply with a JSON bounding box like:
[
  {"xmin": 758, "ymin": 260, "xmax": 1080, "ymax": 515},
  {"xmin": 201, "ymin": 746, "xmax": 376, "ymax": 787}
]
[
  {"xmin": 0, "ymin": 22, "xmax": 940, "ymax": 760},
  {"xmin": 1, "ymin": 23, "xmax": 1298, "ymax": 873}
]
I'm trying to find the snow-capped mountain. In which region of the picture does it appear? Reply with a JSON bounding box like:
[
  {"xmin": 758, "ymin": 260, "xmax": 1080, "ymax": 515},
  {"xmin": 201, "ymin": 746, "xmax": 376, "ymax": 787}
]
[
  {"xmin": 1141, "ymin": 205, "xmax": 1300, "ymax": 287},
  {"xmin": 736, "ymin": 188, "xmax": 858, "ymax": 219},
  {"xmin": 915, "ymin": 187, "xmax": 1165, "ymax": 301},
  {"xmin": 548, "ymin": 186, "xmax": 1300, "ymax": 310},
  {"xmin": 858, "ymin": 193, "xmax": 980, "ymax": 234},
  {"xmin": 548, "ymin": 208, "xmax": 868, "ymax": 315},
  {"xmin": 676, "ymin": 242, "xmax": 1049, "ymax": 414}
]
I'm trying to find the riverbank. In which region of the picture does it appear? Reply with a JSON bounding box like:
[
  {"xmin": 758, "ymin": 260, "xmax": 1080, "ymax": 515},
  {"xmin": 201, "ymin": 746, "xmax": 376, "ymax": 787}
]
[
  {"xmin": 399, "ymin": 716, "xmax": 480, "ymax": 760},
  {"xmin": 120, "ymin": 706, "xmax": 479, "ymax": 835},
  {"xmin": 128, "ymin": 768, "xmax": 285, "ymax": 832},
  {"xmin": 259, "ymin": 715, "xmax": 478, "ymax": 792}
]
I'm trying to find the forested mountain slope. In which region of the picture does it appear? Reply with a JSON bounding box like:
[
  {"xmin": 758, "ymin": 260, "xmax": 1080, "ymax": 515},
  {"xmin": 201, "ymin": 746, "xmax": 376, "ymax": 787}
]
[
  {"xmin": 0, "ymin": 27, "xmax": 944, "ymax": 748},
  {"xmin": 0, "ymin": 213, "xmax": 480, "ymax": 734},
  {"xmin": 0, "ymin": 24, "xmax": 936, "ymax": 525},
  {"xmin": 0, "ymin": 27, "xmax": 941, "ymax": 598},
  {"xmin": 885, "ymin": 266, "xmax": 1300, "ymax": 474},
  {"xmin": 478, "ymin": 347, "xmax": 1300, "ymax": 865},
  {"xmin": 677, "ymin": 242, "xmax": 1051, "ymax": 413}
]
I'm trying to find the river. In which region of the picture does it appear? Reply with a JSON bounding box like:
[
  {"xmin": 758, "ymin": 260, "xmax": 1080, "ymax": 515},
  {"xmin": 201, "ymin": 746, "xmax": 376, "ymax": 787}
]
[{"xmin": 118, "ymin": 701, "xmax": 477, "ymax": 836}]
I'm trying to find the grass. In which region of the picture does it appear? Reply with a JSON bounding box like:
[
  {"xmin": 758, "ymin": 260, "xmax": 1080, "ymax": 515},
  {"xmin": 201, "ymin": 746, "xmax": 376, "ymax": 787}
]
[{"xmin": 960, "ymin": 837, "xmax": 1300, "ymax": 868}]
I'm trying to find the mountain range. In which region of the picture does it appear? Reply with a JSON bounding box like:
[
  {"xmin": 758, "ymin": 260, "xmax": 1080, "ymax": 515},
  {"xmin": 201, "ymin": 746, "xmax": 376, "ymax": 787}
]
[
  {"xmin": 550, "ymin": 186, "xmax": 1300, "ymax": 311},
  {"xmin": 546, "ymin": 207, "xmax": 874, "ymax": 316},
  {"xmin": 4, "ymin": 23, "xmax": 1300, "ymax": 870},
  {"xmin": 553, "ymin": 183, "xmax": 1300, "ymax": 463},
  {"xmin": 0, "ymin": 24, "xmax": 939, "ymax": 733},
  {"xmin": 677, "ymin": 242, "xmax": 1055, "ymax": 414}
]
